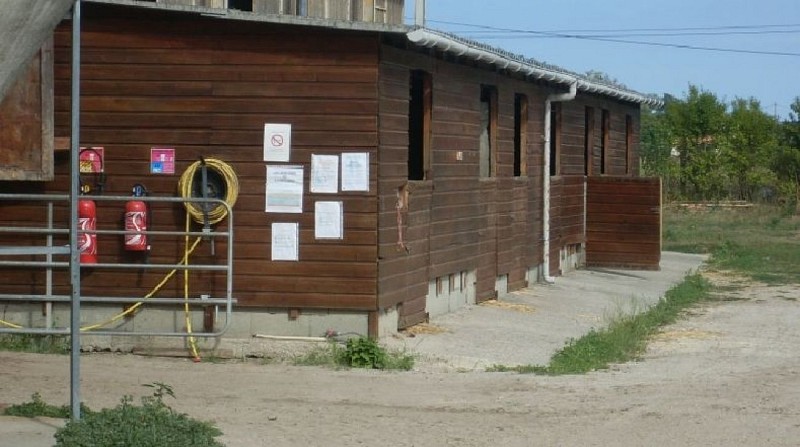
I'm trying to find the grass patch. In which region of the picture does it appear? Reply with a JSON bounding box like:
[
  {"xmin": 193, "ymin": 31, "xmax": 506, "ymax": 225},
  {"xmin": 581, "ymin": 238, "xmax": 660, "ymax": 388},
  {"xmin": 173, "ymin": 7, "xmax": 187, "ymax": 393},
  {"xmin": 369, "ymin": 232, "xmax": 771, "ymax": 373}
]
[
  {"xmin": 292, "ymin": 337, "xmax": 414, "ymax": 371},
  {"xmin": 0, "ymin": 334, "xmax": 70, "ymax": 354},
  {"xmin": 663, "ymin": 205, "xmax": 800, "ymax": 283},
  {"xmin": 488, "ymin": 274, "xmax": 711, "ymax": 375},
  {"xmin": 4, "ymin": 393, "xmax": 75, "ymax": 419}
]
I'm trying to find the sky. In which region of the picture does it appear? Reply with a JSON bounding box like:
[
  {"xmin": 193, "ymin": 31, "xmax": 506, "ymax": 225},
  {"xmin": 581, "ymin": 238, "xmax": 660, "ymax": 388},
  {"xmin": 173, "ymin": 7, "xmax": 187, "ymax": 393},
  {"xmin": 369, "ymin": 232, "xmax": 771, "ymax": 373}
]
[{"xmin": 403, "ymin": 0, "xmax": 800, "ymax": 119}]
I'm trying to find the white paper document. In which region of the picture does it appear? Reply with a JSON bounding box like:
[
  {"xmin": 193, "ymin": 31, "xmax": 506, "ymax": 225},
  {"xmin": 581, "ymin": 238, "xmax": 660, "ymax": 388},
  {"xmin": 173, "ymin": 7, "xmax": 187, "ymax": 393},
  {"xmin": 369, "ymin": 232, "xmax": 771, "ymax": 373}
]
[
  {"xmin": 315, "ymin": 201, "xmax": 344, "ymax": 239},
  {"xmin": 341, "ymin": 152, "xmax": 369, "ymax": 191},
  {"xmin": 265, "ymin": 165, "xmax": 304, "ymax": 213},
  {"xmin": 310, "ymin": 154, "xmax": 339, "ymax": 193},
  {"xmin": 263, "ymin": 123, "xmax": 292, "ymax": 162},
  {"xmin": 271, "ymin": 222, "xmax": 299, "ymax": 261}
]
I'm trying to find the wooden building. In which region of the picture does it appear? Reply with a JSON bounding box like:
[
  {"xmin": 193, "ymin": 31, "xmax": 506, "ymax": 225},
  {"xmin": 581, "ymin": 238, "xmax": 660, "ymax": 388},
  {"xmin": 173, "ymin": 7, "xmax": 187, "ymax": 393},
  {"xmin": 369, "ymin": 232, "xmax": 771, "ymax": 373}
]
[{"xmin": 0, "ymin": 0, "xmax": 661, "ymax": 339}]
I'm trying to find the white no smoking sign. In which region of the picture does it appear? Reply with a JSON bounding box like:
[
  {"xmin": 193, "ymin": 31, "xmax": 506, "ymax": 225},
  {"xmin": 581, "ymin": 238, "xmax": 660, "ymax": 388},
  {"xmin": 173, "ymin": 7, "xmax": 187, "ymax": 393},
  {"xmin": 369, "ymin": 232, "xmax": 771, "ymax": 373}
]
[{"xmin": 264, "ymin": 123, "xmax": 292, "ymax": 162}]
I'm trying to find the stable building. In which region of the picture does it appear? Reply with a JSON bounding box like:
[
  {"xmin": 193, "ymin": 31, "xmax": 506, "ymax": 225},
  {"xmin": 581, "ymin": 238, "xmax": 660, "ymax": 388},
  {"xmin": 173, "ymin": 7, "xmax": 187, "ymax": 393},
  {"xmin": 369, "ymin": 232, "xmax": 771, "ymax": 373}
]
[{"xmin": 0, "ymin": 0, "xmax": 661, "ymax": 345}]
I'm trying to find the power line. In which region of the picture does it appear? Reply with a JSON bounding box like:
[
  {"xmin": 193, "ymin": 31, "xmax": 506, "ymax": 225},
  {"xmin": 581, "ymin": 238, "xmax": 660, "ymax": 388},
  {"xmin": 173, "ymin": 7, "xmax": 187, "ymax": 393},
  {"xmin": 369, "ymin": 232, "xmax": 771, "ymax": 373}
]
[
  {"xmin": 426, "ymin": 20, "xmax": 800, "ymax": 57},
  {"xmin": 430, "ymin": 19, "xmax": 800, "ymax": 34},
  {"xmin": 460, "ymin": 30, "xmax": 800, "ymax": 39}
]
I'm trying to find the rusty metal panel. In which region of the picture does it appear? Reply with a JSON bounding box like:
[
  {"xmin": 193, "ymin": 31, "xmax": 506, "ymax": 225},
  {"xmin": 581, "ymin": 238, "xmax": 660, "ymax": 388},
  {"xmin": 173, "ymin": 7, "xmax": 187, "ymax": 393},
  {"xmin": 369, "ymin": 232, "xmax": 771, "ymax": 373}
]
[{"xmin": 0, "ymin": 40, "xmax": 53, "ymax": 181}]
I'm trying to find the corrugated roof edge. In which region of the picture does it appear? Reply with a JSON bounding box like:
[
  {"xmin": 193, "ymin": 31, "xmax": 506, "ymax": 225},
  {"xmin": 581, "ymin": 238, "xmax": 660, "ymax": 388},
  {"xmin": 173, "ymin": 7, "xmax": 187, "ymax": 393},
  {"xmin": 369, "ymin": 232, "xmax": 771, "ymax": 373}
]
[{"xmin": 407, "ymin": 28, "xmax": 662, "ymax": 107}]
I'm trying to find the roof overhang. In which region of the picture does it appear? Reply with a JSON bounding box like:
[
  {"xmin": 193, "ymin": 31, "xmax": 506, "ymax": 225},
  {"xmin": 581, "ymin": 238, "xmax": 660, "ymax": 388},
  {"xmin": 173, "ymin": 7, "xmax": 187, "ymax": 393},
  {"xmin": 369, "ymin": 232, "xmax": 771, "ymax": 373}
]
[{"xmin": 407, "ymin": 28, "xmax": 662, "ymax": 107}]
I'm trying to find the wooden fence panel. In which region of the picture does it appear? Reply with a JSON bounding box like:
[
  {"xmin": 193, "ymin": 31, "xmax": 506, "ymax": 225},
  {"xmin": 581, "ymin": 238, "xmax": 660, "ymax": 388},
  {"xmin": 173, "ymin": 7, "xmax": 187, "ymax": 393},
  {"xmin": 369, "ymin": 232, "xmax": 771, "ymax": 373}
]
[{"xmin": 586, "ymin": 176, "xmax": 661, "ymax": 269}]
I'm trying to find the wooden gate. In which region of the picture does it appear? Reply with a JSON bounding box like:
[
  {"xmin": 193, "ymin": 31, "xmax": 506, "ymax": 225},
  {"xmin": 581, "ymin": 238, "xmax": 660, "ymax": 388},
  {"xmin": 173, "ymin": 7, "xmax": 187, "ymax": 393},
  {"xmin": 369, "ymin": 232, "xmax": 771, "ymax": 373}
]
[{"xmin": 586, "ymin": 177, "xmax": 661, "ymax": 270}]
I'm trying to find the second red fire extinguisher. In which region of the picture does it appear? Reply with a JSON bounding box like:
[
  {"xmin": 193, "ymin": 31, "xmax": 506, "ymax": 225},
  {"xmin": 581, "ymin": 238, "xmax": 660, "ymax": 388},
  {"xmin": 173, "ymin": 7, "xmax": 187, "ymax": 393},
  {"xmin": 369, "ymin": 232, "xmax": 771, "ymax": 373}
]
[
  {"xmin": 78, "ymin": 196, "xmax": 97, "ymax": 264},
  {"xmin": 124, "ymin": 184, "xmax": 148, "ymax": 252}
]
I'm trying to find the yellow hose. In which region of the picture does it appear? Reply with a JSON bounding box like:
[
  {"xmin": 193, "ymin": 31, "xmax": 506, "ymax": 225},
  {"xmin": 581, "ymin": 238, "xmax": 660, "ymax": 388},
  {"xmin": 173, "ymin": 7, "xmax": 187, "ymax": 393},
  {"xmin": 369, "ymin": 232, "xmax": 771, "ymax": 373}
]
[
  {"xmin": 0, "ymin": 319, "xmax": 22, "ymax": 329},
  {"xmin": 183, "ymin": 212, "xmax": 200, "ymax": 361},
  {"xmin": 177, "ymin": 158, "xmax": 239, "ymax": 225}
]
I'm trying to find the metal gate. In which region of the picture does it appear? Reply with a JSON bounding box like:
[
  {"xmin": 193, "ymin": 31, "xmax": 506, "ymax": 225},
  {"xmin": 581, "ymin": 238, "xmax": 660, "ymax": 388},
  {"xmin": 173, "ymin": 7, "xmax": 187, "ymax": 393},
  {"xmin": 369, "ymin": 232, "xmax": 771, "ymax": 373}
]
[{"xmin": 0, "ymin": 193, "xmax": 235, "ymax": 337}]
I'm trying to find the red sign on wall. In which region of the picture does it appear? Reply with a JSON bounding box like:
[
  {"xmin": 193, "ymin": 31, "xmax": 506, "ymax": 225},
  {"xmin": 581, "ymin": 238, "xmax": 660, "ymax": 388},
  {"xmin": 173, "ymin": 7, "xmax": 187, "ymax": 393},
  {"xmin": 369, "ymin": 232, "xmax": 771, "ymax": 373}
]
[
  {"xmin": 150, "ymin": 147, "xmax": 175, "ymax": 174},
  {"xmin": 79, "ymin": 147, "xmax": 104, "ymax": 173}
]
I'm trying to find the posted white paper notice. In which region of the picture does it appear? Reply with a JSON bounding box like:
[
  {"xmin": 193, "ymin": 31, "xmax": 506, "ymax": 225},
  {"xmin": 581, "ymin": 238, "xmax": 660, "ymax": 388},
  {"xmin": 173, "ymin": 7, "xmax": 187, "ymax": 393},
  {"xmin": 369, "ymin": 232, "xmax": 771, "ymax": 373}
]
[
  {"xmin": 310, "ymin": 154, "xmax": 339, "ymax": 193},
  {"xmin": 263, "ymin": 123, "xmax": 292, "ymax": 162},
  {"xmin": 315, "ymin": 201, "xmax": 343, "ymax": 239},
  {"xmin": 265, "ymin": 165, "xmax": 304, "ymax": 213},
  {"xmin": 341, "ymin": 152, "xmax": 369, "ymax": 191},
  {"xmin": 271, "ymin": 222, "xmax": 299, "ymax": 261}
]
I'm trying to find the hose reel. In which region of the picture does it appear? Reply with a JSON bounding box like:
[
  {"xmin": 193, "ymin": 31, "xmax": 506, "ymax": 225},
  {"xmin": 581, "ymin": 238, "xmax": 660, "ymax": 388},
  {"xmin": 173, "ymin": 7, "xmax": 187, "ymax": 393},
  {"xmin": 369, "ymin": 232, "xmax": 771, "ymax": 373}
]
[{"xmin": 178, "ymin": 157, "xmax": 239, "ymax": 225}]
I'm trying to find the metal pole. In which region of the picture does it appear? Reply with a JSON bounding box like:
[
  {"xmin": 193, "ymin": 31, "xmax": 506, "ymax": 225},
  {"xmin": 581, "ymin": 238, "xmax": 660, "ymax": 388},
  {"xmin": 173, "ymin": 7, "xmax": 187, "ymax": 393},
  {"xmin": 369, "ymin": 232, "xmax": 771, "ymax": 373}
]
[
  {"xmin": 46, "ymin": 202, "xmax": 53, "ymax": 329},
  {"xmin": 69, "ymin": 0, "xmax": 82, "ymax": 422},
  {"xmin": 414, "ymin": 0, "xmax": 425, "ymax": 27}
]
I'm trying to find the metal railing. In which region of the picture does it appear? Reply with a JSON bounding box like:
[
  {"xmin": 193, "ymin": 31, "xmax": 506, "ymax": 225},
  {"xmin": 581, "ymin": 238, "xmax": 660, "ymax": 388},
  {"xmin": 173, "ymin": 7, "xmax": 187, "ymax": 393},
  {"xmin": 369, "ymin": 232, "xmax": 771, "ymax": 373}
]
[{"xmin": 0, "ymin": 193, "xmax": 236, "ymax": 337}]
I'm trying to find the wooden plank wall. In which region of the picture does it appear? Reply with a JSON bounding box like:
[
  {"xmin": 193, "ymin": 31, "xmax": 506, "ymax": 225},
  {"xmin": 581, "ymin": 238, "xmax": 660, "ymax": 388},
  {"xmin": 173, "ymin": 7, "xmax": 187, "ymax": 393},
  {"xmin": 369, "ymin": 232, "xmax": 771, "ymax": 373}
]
[
  {"xmin": 582, "ymin": 99, "xmax": 640, "ymax": 176},
  {"xmin": 376, "ymin": 60, "xmax": 431, "ymax": 327},
  {"xmin": 586, "ymin": 176, "xmax": 661, "ymax": 269},
  {"xmin": 0, "ymin": 4, "xmax": 381, "ymax": 311},
  {"xmin": 547, "ymin": 175, "xmax": 584, "ymax": 275},
  {"xmin": 378, "ymin": 46, "xmax": 546, "ymax": 326},
  {"xmin": 546, "ymin": 97, "xmax": 641, "ymax": 275}
]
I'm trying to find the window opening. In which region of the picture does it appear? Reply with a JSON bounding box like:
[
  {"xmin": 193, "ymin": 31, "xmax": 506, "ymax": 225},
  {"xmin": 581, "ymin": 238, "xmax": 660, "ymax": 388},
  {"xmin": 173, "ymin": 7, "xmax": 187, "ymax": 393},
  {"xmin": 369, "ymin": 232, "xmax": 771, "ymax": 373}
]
[
  {"xmin": 601, "ymin": 109, "xmax": 610, "ymax": 174},
  {"xmin": 408, "ymin": 70, "xmax": 432, "ymax": 180},
  {"xmin": 584, "ymin": 107, "xmax": 595, "ymax": 176},
  {"xmin": 228, "ymin": 0, "xmax": 253, "ymax": 11},
  {"xmin": 625, "ymin": 114, "xmax": 633, "ymax": 175},
  {"xmin": 479, "ymin": 85, "xmax": 497, "ymax": 178},
  {"xmin": 549, "ymin": 103, "xmax": 561, "ymax": 176},
  {"xmin": 514, "ymin": 94, "xmax": 528, "ymax": 177}
]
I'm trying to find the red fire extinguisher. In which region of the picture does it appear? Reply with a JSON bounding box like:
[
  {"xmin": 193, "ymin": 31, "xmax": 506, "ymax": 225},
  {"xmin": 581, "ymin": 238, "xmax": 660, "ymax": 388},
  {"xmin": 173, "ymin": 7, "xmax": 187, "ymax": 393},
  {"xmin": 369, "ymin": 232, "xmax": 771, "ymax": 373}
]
[
  {"xmin": 78, "ymin": 196, "xmax": 97, "ymax": 264},
  {"xmin": 124, "ymin": 184, "xmax": 148, "ymax": 252}
]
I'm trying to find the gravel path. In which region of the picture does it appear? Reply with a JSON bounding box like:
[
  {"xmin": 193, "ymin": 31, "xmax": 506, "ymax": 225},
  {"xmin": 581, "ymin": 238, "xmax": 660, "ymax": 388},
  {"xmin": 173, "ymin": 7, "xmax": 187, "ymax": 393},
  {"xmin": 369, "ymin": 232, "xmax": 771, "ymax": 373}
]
[{"xmin": 2, "ymin": 269, "xmax": 800, "ymax": 446}]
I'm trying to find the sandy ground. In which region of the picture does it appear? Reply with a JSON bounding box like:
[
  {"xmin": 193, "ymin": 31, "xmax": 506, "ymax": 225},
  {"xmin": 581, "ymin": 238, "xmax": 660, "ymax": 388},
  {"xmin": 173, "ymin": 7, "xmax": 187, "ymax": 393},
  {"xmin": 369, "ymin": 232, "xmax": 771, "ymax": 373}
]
[{"xmin": 2, "ymin": 267, "xmax": 800, "ymax": 446}]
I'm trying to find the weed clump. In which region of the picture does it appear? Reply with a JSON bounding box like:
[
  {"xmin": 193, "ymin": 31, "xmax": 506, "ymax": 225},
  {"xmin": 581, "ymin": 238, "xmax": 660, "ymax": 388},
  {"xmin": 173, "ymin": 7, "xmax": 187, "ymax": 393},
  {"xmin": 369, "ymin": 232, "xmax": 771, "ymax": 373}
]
[
  {"xmin": 54, "ymin": 383, "xmax": 224, "ymax": 447},
  {"xmin": 294, "ymin": 336, "xmax": 414, "ymax": 371}
]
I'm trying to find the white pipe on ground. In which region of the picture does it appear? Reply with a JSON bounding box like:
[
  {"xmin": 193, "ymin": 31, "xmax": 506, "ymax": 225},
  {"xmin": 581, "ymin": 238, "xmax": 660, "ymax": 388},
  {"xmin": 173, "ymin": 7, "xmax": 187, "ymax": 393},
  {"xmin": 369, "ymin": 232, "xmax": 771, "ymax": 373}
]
[
  {"xmin": 252, "ymin": 334, "xmax": 329, "ymax": 342},
  {"xmin": 542, "ymin": 81, "xmax": 577, "ymax": 284}
]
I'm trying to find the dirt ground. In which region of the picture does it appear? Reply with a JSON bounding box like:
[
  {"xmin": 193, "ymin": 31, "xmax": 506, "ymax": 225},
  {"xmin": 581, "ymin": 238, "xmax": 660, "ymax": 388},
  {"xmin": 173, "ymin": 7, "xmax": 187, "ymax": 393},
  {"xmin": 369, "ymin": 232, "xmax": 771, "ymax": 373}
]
[{"xmin": 2, "ymin": 271, "xmax": 800, "ymax": 446}]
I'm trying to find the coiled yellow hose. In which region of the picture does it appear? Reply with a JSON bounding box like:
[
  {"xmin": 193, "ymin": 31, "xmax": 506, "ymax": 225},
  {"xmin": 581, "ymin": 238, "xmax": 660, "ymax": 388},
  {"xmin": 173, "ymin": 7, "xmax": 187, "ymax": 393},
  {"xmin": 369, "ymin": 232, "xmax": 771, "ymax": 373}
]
[{"xmin": 177, "ymin": 158, "xmax": 239, "ymax": 225}]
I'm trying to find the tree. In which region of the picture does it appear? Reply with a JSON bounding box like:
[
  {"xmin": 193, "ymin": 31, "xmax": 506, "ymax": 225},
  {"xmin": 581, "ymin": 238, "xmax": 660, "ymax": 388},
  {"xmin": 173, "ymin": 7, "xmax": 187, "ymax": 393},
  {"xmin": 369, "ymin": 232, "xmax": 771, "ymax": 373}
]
[
  {"xmin": 774, "ymin": 97, "xmax": 800, "ymax": 211},
  {"xmin": 583, "ymin": 70, "xmax": 628, "ymax": 89},
  {"xmin": 723, "ymin": 98, "xmax": 779, "ymax": 201},
  {"xmin": 665, "ymin": 85, "xmax": 728, "ymax": 200},
  {"xmin": 640, "ymin": 102, "xmax": 680, "ymax": 198}
]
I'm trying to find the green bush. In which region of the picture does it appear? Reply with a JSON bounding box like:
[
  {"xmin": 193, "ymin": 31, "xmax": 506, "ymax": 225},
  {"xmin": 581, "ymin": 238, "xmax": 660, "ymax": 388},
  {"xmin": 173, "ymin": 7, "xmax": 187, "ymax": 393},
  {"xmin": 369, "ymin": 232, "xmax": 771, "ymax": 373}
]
[
  {"xmin": 339, "ymin": 336, "xmax": 387, "ymax": 369},
  {"xmin": 54, "ymin": 383, "xmax": 225, "ymax": 447}
]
